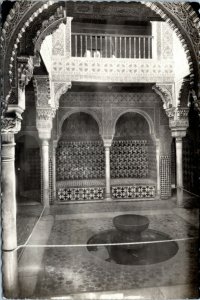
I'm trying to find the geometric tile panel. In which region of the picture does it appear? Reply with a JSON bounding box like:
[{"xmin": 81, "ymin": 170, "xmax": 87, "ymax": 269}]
[
  {"xmin": 110, "ymin": 140, "xmax": 149, "ymax": 178},
  {"xmin": 57, "ymin": 187, "xmax": 104, "ymax": 201},
  {"xmin": 112, "ymin": 185, "xmax": 156, "ymax": 199},
  {"xmin": 57, "ymin": 184, "xmax": 156, "ymax": 201},
  {"xmin": 160, "ymin": 156, "xmax": 171, "ymax": 198},
  {"xmin": 56, "ymin": 141, "xmax": 105, "ymax": 181},
  {"xmin": 56, "ymin": 139, "xmax": 150, "ymax": 181}
]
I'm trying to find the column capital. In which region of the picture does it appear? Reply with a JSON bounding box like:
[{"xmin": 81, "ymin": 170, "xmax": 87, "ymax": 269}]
[
  {"xmin": 36, "ymin": 108, "xmax": 56, "ymax": 140},
  {"xmin": 1, "ymin": 114, "xmax": 21, "ymax": 135},
  {"xmin": 171, "ymin": 130, "xmax": 187, "ymax": 139},
  {"xmin": 40, "ymin": 139, "xmax": 50, "ymax": 146},
  {"xmin": 103, "ymin": 139, "xmax": 113, "ymax": 148},
  {"xmin": 165, "ymin": 107, "xmax": 189, "ymax": 136}
]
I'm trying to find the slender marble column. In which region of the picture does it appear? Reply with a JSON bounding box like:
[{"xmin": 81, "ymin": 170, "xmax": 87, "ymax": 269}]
[
  {"xmin": 175, "ymin": 136, "xmax": 184, "ymax": 206},
  {"xmin": 52, "ymin": 141, "xmax": 57, "ymax": 201},
  {"xmin": 41, "ymin": 139, "xmax": 50, "ymax": 207},
  {"xmin": 1, "ymin": 133, "xmax": 19, "ymax": 297},
  {"xmin": 1, "ymin": 133, "xmax": 17, "ymax": 250},
  {"xmin": 175, "ymin": 137, "xmax": 183, "ymax": 188},
  {"xmin": 156, "ymin": 139, "xmax": 161, "ymax": 198},
  {"xmin": 105, "ymin": 146, "xmax": 111, "ymax": 200}
]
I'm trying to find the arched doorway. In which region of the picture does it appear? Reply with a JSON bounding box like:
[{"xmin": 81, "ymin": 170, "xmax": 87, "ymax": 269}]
[
  {"xmin": 111, "ymin": 112, "xmax": 156, "ymax": 199},
  {"xmin": 56, "ymin": 112, "xmax": 105, "ymax": 201},
  {"xmin": 15, "ymin": 135, "xmax": 41, "ymax": 203}
]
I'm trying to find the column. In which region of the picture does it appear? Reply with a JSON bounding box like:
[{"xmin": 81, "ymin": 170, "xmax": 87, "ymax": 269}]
[
  {"xmin": 52, "ymin": 141, "xmax": 57, "ymax": 201},
  {"xmin": 156, "ymin": 139, "xmax": 161, "ymax": 198},
  {"xmin": 1, "ymin": 132, "xmax": 19, "ymax": 298},
  {"xmin": 175, "ymin": 136, "xmax": 183, "ymax": 188},
  {"xmin": 105, "ymin": 146, "xmax": 111, "ymax": 199},
  {"xmin": 103, "ymin": 140, "xmax": 112, "ymax": 200},
  {"xmin": 41, "ymin": 139, "xmax": 50, "ymax": 207},
  {"xmin": 175, "ymin": 136, "xmax": 184, "ymax": 206}
]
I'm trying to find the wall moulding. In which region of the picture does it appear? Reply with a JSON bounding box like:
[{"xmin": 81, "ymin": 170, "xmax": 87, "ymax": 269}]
[
  {"xmin": 59, "ymin": 92, "xmax": 160, "ymax": 107},
  {"xmin": 52, "ymin": 58, "xmax": 174, "ymax": 83}
]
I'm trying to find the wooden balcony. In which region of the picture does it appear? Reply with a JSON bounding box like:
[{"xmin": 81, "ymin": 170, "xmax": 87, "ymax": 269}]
[{"xmin": 71, "ymin": 33, "xmax": 153, "ymax": 59}]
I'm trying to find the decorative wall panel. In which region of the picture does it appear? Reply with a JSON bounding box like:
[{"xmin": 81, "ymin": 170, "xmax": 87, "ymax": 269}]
[
  {"xmin": 160, "ymin": 156, "xmax": 171, "ymax": 198},
  {"xmin": 110, "ymin": 140, "xmax": 149, "ymax": 178}
]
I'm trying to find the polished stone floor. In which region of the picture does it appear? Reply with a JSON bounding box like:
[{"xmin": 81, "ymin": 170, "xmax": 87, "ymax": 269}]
[{"xmin": 16, "ymin": 192, "xmax": 199, "ymax": 299}]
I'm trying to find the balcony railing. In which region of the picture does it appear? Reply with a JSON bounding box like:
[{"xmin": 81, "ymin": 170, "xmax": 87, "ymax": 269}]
[{"xmin": 71, "ymin": 33, "xmax": 153, "ymax": 59}]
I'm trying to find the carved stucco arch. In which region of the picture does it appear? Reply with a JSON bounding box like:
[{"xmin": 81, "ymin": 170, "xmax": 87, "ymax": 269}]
[
  {"xmin": 143, "ymin": 2, "xmax": 200, "ymax": 88},
  {"xmin": 112, "ymin": 108, "xmax": 156, "ymax": 142},
  {"xmin": 58, "ymin": 108, "xmax": 103, "ymax": 140},
  {"xmin": 1, "ymin": 1, "xmax": 199, "ymax": 108}
]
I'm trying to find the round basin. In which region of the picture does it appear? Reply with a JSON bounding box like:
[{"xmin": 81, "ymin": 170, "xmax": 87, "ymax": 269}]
[{"xmin": 113, "ymin": 214, "xmax": 149, "ymax": 233}]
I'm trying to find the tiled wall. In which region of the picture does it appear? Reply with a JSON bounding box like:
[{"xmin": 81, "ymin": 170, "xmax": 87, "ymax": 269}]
[
  {"xmin": 160, "ymin": 155, "xmax": 171, "ymax": 198},
  {"xmin": 110, "ymin": 140, "xmax": 149, "ymax": 178},
  {"xmin": 56, "ymin": 139, "xmax": 153, "ymax": 181},
  {"xmin": 57, "ymin": 185, "xmax": 156, "ymax": 201},
  {"xmin": 56, "ymin": 141, "xmax": 105, "ymax": 180}
]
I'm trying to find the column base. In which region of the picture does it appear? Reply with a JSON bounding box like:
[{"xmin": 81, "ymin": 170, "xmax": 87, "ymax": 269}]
[
  {"xmin": 2, "ymin": 250, "xmax": 19, "ymax": 299},
  {"xmin": 176, "ymin": 187, "xmax": 184, "ymax": 207},
  {"xmin": 104, "ymin": 193, "xmax": 112, "ymax": 201}
]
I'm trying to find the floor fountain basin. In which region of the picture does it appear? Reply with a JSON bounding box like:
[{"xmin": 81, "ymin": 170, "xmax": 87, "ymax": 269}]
[
  {"xmin": 112, "ymin": 214, "xmax": 150, "ymax": 250},
  {"xmin": 87, "ymin": 214, "xmax": 179, "ymax": 265}
]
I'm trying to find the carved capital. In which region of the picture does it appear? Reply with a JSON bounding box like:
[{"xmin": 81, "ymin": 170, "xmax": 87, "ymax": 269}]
[
  {"xmin": 152, "ymin": 83, "xmax": 173, "ymax": 109},
  {"xmin": 33, "ymin": 75, "xmax": 51, "ymax": 107},
  {"xmin": 103, "ymin": 138, "xmax": 113, "ymax": 148},
  {"xmin": 1, "ymin": 116, "xmax": 21, "ymax": 134},
  {"xmin": 166, "ymin": 107, "xmax": 189, "ymax": 132},
  {"xmin": 36, "ymin": 109, "xmax": 55, "ymax": 140},
  {"xmin": 17, "ymin": 56, "xmax": 34, "ymax": 90},
  {"xmin": 36, "ymin": 108, "xmax": 56, "ymax": 121}
]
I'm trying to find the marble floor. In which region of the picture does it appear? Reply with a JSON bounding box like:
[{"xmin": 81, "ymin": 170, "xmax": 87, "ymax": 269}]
[{"xmin": 16, "ymin": 192, "xmax": 199, "ymax": 299}]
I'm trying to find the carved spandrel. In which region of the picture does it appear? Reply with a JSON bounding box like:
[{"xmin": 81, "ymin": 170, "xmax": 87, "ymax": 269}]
[
  {"xmin": 33, "ymin": 76, "xmax": 51, "ymax": 107},
  {"xmin": 152, "ymin": 84, "xmax": 173, "ymax": 109}
]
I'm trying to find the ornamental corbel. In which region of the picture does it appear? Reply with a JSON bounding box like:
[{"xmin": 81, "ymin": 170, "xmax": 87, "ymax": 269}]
[
  {"xmin": 152, "ymin": 84, "xmax": 173, "ymax": 109},
  {"xmin": 53, "ymin": 81, "xmax": 72, "ymax": 108}
]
